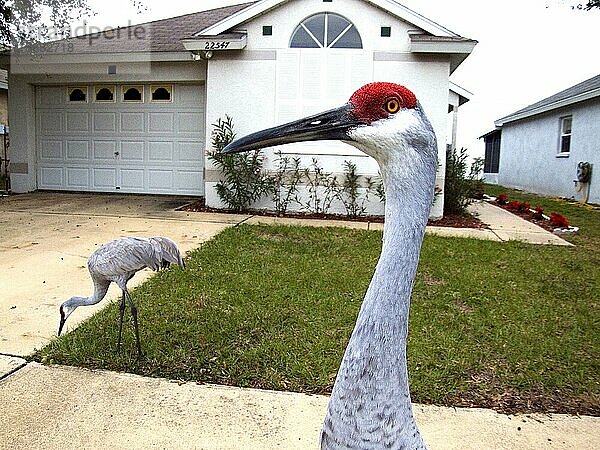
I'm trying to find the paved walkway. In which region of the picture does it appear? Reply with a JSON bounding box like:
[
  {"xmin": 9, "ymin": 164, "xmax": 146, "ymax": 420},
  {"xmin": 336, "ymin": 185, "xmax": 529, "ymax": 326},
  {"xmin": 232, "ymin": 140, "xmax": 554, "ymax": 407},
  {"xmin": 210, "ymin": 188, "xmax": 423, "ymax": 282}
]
[{"xmin": 0, "ymin": 192, "xmax": 592, "ymax": 449}]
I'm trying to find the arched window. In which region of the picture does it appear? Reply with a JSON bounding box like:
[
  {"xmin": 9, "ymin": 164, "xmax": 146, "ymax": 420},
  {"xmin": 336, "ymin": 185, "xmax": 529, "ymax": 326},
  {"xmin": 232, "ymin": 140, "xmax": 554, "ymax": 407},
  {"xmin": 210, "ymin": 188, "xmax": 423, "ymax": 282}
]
[
  {"xmin": 290, "ymin": 13, "xmax": 362, "ymax": 49},
  {"xmin": 95, "ymin": 86, "xmax": 115, "ymax": 102},
  {"xmin": 68, "ymin": 87, "xmax": 87, "ymax": 102},
  {"xmin": 122, "ymin": 86, "xmax": 143, "ymax": 102},
  {"xmin": 151, "ymin": 86, "xmax": 172, "ymax": 102}
]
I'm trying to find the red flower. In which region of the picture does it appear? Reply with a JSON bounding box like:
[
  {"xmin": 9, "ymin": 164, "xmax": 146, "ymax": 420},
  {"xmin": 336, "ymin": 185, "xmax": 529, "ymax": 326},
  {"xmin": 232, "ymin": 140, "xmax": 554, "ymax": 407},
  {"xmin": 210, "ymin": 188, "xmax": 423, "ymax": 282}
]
[
  {"xmin": 549, "ymin": 212, "xmax": 569, "ymax": 229},
  {"xmin": 496, "ymin": 194, "xmax": 508, "ymax": 205},
  {"xmin": 533, "ymin": 206, "xmax": 544, "ymax": 220},
  {"xmin": 517, "ymin": 202, "xmax": 531, "ymax": 213},
  {"xmin": 507, "ymin": 201, "xmax": 521, "ymax": 210}
]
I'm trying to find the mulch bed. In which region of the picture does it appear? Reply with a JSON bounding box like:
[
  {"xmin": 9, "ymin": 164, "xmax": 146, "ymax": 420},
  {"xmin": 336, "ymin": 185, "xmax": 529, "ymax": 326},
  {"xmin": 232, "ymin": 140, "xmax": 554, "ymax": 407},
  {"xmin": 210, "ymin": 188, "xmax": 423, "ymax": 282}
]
[
  {"xmin": 179, "ymin": 199, "xmax": 487, "ymax": 229},
  {"xmin": 493, "ymin": 202, "xmax": 557, "ymax": 233}
]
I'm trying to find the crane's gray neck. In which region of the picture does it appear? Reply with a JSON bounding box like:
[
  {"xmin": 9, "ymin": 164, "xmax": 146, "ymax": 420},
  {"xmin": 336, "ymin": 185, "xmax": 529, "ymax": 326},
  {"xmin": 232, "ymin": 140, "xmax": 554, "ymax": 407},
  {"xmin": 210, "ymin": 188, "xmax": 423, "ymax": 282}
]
[
  {"xmin": 321, "ymin": 144, "xmax": 436, "ymax": 449},
  {"xmin": 68, "ymin": 280, "xmax": 110, "ymax": 308}
]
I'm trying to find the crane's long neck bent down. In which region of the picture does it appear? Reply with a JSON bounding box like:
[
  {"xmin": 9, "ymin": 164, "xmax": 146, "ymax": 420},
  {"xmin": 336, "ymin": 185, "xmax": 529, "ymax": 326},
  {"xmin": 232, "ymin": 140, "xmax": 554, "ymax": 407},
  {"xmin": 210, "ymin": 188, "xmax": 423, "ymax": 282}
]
[
  {"xmin": 71, "ymin": 278, "xmax": 111, "ymax": 308},
  {"xmin": 321, "ymin": 136, "xmax": 437, "ymax": 449}
]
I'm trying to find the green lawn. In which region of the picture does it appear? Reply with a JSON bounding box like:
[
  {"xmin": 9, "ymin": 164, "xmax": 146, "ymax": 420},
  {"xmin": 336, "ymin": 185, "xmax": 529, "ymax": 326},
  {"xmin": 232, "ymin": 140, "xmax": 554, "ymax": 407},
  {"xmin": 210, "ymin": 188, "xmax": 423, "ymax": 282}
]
[{"xmin": 34, "ymin": 186, "xmax": 600, "ymax": 415}]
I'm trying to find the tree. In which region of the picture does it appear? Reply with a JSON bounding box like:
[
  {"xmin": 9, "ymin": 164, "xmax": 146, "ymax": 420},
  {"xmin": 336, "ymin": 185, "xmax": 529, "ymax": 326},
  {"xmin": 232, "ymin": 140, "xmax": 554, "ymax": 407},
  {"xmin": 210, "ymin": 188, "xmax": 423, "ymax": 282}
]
[
  {"xmin": 1, "ymin": 0, "xmax": 93, "ymax": 48},
  {"xmin": 0, "ymin": 0, "xmax": 145, "ymax": 48}
]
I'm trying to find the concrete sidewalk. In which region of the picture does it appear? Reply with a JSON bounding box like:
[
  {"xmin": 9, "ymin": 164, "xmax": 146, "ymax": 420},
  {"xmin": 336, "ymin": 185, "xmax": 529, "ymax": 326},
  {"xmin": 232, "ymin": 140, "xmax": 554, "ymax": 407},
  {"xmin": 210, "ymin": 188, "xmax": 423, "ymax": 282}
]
[{"xmin": 0, "ymin": 192, "xmax": 592, "ymax": 449}]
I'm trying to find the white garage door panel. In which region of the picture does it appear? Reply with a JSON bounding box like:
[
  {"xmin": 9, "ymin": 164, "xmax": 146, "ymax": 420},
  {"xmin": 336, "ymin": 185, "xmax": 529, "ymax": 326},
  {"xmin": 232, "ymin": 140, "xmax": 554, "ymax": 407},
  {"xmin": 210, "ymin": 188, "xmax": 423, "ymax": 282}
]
[
  {"xmin": 149, "ymin": 113, "xmax": 174, "ymax": 133},
  {"xmin": 37, "ymin": 83, "xmax": 205, "ymax": 195},
  {"xmin": 120, "ymin": 169, "xmax": 145, "ymax": 189},
  {"xmin": 121, "ymin": 113, "xmax": 144, "ymax": 132},
  {"xmin": 66, "ymin": 141, "xmax": 90, "ymax": 160},
  {"xmin": 67, "ymin": 168, "xmax": 90, "ymax": 188},
  {"xmin": 93, "ymin": 113, "xmax": 117, "ymax": 132},
  {"xmin": 120, "ymin": 141, "xmax": 144, "ymax": 161},
  {"xmin": 40, "ymin": 141, "xmax": 63, "ymax": 160},
  {"xmin": 178, "ymin": 142, "xmax": 203, "ymax": 163},
  {"xmin": 40, "ymin": 167, "xmax": 64, "ymax": 187},
  {"xmin": 66, "ymin": 112, "xmax": 90, "ymax": 132},
  {"xmin": 93, "ymin": 168, "xmax": 117, "ymax": 188}
]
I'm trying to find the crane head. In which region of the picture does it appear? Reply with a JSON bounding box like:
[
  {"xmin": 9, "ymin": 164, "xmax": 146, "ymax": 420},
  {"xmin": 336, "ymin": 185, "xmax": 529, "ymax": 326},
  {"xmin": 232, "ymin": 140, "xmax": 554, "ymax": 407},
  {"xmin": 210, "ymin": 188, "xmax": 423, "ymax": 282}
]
[
  {"xmin": 57, "ymin": 299, "xmax": 78, "ymax": 336},
  {"xmin": 222, "ymin": 82, "xmax": 436, "ymax": 164}
]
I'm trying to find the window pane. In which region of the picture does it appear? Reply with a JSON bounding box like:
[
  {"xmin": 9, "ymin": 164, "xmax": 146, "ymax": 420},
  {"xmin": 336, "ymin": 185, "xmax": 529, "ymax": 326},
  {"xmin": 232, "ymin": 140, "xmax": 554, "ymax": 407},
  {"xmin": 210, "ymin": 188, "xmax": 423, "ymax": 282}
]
[
  {"xmin": 96, "ymin": 87, "xmax": 114, "ymax": 101},
  {"xmin": 152, "ymin": 87, "xmax": 171, "ymax": 101},
  {"xmin": 124, "ymin": 87, "xmax": 142, "ymax": 101},
  {"xmin": 562, "ymin": 117, "xmax": 572, "ymax": 134},
  {"xmin": 290, "ymin": 26, "xmax": 320, "ymax": 48},
  {"xmin": 69, "ymin": 88, "xmax": 86, "ymax": 102},
  {"xmin": 561, "ymin": 135, "xmax": 571, "ymax": 153},
  {"xmin": 290, "ymin": 13, "xmax": 361, "ymax": 49},
  {"xmin": 303, "ymin": 14, "xmax": 325, "ymax": 46},
  {"xmin": 331, "ymin": 26, "xmax": 362, "ymax": 48},
  {"xmin": 326, "ymin": 14, "xmax": 351, "ymax": 47}
]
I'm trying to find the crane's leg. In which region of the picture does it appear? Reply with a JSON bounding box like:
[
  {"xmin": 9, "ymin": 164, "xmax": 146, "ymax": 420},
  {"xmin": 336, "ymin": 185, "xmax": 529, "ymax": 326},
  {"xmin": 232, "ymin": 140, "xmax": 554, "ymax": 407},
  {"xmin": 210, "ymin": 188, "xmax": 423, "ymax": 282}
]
[
  {"xmin": 117, "ymin": 292, "xmax": 126, "ymax": 351},
  {"xmin": 124, "ymin": 288, "xmax": 143, "ymax": 357}
]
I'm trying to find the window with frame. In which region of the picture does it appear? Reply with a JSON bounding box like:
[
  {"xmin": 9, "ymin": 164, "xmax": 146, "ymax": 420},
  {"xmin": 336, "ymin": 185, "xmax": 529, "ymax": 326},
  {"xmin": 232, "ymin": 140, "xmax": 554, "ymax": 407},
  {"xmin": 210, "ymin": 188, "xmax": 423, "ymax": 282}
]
[
  {"xmin": 151, "ymin": 85, "xmax": 172, "ymax": 102},
  {"xmin": 94, "ymin": 85, "xmax": 115, "ymax": 102},
  {"xmin": 290, "ymin": 12, "xmax": 362, "ymax": 49},
  {"xmin": 559, "ymin": 115, "xmax": 572, "ymax": 155},
  {"xmin": 68, "ymin": 86, "xmax": 87, "ymax": 102},
  {"xmin": 122, "ymin": 85, "xmax": 144, "ymax": 102}
]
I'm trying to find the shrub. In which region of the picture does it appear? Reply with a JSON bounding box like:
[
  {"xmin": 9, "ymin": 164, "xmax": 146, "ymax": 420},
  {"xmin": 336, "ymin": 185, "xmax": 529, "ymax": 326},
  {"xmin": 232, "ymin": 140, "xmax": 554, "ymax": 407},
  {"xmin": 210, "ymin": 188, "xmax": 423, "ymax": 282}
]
[
  {"xmin": 507, "ymin": 201, "xmax": 521, "ymax": 210},
  {"xmin": 517, "ymin": 202, "xmax": 531, "ymax": 213},
  {"xmin": 443, "ymin": 147, "xmax": 473, "ymax": 215},
  {"xmin": 496, "ymin": 193, "xmax": 509, "ymax": 205},
  {"xmin": 268, "ymin": 150, "xmax": 304, "ymax": 216},
  {"xmin": 207, "ymin": 116, "xmax": 270, "ymax": 212},
  {"xmin": 335, "ymin": 160, "xmax": 375, "ymax": 218},
  {"xmin": 549, "ymin": 212, "xmax": 570, "ymax": 228},
  {"xmin": 533, "ymin": 206, "xmax": 544, "ymax": 220},
  {"xmin": 303, "ymin": 158, "xmax": 338, "ymax": 214}
]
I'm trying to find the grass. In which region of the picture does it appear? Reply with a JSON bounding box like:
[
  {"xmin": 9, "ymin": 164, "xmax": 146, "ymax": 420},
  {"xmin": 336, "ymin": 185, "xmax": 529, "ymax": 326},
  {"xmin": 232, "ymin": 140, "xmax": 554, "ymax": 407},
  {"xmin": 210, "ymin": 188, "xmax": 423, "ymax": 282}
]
[{"xmin": 34, "ymin": 186, "xmax": 600, "ymax": 415}]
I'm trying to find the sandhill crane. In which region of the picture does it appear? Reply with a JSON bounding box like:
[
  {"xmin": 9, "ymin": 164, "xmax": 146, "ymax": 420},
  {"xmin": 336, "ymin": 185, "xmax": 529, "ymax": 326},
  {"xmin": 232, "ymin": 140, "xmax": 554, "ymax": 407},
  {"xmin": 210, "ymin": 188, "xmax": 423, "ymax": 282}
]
[
  {"xmin": 223, "ymin": 82, "xmax": 437, "ymax": 449},
  {"xmin": 58, "ymin": 236, "xmax": 184, "ymax": 356}
]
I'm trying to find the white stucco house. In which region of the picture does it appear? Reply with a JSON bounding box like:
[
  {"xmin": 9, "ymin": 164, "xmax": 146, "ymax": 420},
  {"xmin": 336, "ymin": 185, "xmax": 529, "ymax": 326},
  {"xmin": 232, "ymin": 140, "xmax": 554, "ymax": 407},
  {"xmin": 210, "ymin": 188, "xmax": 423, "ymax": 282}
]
[
  {"xmin": 483, "ymin": 74, "xmax": 600, "ymax": 205},
  {"xmin": 3, "ymin": 0, "xmax": 476, "ymax": 218}
]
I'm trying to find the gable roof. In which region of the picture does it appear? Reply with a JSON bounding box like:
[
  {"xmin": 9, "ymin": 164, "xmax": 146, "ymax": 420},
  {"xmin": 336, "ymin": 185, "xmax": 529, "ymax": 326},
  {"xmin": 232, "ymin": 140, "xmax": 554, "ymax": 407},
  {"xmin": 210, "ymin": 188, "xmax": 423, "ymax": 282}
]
[
  {"xmin": 197, "ymin": 0, "xmax": 459, "ymax": 37},
  {"xmin": 495, "ymin": 74, "xmax": 600, "ymax": 126}
]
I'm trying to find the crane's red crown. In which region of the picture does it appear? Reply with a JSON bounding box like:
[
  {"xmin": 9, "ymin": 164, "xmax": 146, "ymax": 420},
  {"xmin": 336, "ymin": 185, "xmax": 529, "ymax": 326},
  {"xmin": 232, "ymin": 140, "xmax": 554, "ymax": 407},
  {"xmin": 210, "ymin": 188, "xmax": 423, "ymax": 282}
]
[{"xmin": 349, "ymin": 82, "xmax": 417, "ymax": 125}]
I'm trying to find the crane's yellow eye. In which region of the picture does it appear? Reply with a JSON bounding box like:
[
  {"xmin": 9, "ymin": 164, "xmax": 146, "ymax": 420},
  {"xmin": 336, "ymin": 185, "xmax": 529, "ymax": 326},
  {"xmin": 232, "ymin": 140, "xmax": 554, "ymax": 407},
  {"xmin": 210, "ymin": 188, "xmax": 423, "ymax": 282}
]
[{"xmin": 385, "ymin": 98, "xmax": 400, "ymax": 114}]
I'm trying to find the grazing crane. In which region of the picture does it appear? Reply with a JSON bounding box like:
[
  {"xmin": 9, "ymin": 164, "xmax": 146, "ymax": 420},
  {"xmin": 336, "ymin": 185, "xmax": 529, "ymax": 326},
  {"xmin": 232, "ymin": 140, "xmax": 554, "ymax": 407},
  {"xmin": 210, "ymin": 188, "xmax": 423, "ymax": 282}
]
[
  {"xmin": 58, "ymin": 236, "xmax": 184, "ymax": 356},
  {"xmin": 223, "ymin": 82, "xmax": 437, "ymax": 449}
]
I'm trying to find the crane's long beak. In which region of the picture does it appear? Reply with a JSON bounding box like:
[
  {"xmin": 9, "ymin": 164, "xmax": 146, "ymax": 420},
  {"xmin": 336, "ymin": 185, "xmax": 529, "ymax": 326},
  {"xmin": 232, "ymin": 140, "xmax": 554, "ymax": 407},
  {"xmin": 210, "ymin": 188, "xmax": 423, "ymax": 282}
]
[{"xmin": 223, "ymin": 103, "xmax": 361, "ymax": 154}]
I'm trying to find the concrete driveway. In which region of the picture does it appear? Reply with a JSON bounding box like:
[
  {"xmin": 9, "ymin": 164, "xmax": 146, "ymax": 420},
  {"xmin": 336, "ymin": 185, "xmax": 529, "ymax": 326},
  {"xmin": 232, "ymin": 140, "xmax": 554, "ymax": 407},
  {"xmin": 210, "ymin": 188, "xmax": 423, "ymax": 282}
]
[{"xmin": 0, "ymin": 192, "xmax": 250, "ymax": 356}]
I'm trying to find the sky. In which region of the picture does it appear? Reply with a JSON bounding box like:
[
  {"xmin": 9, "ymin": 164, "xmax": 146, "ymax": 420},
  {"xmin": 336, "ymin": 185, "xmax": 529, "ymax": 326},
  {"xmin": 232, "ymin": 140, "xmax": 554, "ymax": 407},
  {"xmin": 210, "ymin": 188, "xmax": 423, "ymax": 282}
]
[{"xmin": 79, "ymin": 0, "xmax": 600, "ymax": 159}]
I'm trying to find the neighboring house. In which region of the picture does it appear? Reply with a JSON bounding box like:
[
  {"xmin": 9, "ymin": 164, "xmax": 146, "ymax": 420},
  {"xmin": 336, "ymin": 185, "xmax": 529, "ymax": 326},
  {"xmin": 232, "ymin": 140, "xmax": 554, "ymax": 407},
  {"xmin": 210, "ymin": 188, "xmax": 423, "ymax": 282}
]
[
  {"xmin": 484, "ymin": 74, "xmax": 600, "ymax": 204},
  {"xmin": 3, "ymin": 0, "xmax": 475, "ymax": 218}
]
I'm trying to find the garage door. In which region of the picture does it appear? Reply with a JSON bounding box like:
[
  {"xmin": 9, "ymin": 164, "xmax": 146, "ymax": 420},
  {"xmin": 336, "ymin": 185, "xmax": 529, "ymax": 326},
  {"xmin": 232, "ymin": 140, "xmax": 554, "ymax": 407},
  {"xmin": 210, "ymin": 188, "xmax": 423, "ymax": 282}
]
[{"xmin": 36, "ymin": 83, "xmax": 205, "ymax": 195}]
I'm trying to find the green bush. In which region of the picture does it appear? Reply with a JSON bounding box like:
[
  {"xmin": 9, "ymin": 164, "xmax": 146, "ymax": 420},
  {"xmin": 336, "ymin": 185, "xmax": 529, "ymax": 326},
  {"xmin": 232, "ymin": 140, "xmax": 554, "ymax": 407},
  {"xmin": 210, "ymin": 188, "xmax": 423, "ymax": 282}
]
[
  {"xmin": 444, "ymin": 147, "xmax": 483, "ymax": 215},
  {"xmin": 207, "ymin": 116, "xmax": 270, "ymax": 212}
]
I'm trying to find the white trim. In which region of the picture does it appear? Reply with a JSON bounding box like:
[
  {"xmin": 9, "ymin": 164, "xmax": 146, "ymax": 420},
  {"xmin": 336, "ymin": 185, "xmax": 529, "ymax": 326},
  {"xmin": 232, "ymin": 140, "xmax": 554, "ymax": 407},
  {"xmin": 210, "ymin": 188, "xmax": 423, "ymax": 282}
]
[
  {"xmin": 495, "ymin": 88, "xmax": 600, "ymax": 126},
  {"xmin": 449, "ymin": 81, "xmax": 472, "ymax": 101},
  {"xmin": 410, "ymin": 39, "xmax": 477, "ymax": 55},
  {"xmin": 197, "ymin": 0, "xmax": 458, "ymax": 37}
]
